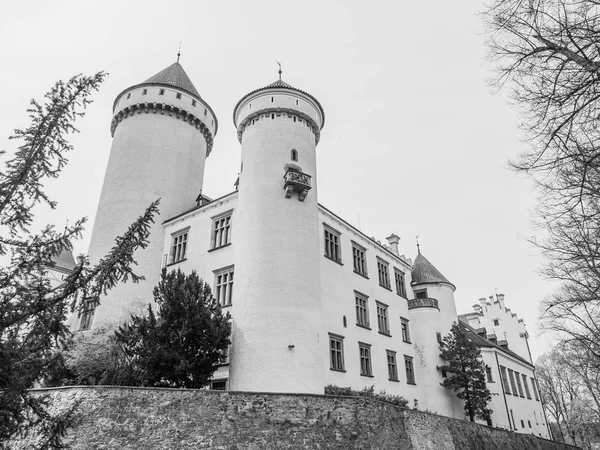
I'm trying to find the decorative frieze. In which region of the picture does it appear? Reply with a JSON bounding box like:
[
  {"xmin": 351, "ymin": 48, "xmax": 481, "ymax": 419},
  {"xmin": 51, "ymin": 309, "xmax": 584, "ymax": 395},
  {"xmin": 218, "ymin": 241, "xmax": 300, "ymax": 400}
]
[{"xmin": 236, "ymin": 107, "xmax": 321, "ymax": 145}]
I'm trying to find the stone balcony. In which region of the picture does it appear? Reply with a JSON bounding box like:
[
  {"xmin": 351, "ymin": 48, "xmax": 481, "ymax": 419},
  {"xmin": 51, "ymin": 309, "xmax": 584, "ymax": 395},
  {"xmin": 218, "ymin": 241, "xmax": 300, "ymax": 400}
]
[
  {"xmin": 283, "ymin": 170, "xmax": 311, "ymax": 202},
  {"xmin": 407, "ymin": 297, "xmax": 439, "ymax": 311}
]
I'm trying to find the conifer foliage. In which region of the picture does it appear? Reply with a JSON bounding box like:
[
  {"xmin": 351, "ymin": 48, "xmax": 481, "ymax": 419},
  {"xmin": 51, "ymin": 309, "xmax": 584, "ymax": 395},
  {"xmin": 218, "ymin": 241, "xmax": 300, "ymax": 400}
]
[
  {"xmin": 0, "ymin": 73, "xmax": 160, "ymax": 446},
  {"xmin": 115, "ymin": 268, "xmax": 231, "ymax": 388},
  {"xmin": 439, "ymin": 322, "xmax": 492, "ymax": 422}
]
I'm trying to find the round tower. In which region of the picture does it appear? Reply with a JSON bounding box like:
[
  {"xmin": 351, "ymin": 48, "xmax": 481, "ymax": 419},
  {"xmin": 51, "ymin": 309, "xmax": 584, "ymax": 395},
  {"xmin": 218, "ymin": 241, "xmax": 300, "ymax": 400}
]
[
  {"xmin": 408, "ymin": 251, "xmax": 462, "ymax": 417},
  {"xmin": 80, "ymin": 61, "xmax": 217, "ymax": 330},
  {"xmin": 230, "ymin": 74, "xmax": 325, "ymax": 393}
]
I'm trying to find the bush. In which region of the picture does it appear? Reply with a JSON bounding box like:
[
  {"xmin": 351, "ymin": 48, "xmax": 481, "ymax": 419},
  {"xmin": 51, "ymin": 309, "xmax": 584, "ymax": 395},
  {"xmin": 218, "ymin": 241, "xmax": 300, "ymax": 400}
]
[{"xmin": 324, "ymin": 384, "xmax": 408, "ymax": 408}]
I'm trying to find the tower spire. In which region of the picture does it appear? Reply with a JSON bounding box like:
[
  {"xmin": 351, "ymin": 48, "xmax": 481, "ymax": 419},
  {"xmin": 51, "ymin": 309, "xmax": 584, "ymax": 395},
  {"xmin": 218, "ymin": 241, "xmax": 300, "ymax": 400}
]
[
  {"xmin": 276, "ymin": 61, "xmax": 282, "ymax": 80},
  {"xmin": 177, "ymin": 41, "xmax": 182, "ymax": 63},
  {"xmin": 416, "ymin": 235, "xmax": 421, "ymax": 254}
]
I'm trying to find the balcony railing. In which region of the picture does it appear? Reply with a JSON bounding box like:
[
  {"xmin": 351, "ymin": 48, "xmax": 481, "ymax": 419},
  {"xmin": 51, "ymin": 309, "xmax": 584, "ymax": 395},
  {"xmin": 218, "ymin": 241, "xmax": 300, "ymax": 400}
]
[
  {"xmin": 407, "ymin": 297, "xmax": 439, "ymax": 311},
  {"xmin": 283, "ymin": 170, "xmax": 311, "ymax": 202}
]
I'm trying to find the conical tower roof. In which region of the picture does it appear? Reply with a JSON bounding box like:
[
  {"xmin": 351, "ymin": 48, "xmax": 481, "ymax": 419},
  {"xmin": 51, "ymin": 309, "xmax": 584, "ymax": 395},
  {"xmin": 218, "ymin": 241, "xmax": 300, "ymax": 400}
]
[
  {"xmin": 142, "ymin": 62, "xmax": 201, "ymax": 98},
  {"xmin": 411, "ymin": 252, "xmax": 455, "ymax": 289}
]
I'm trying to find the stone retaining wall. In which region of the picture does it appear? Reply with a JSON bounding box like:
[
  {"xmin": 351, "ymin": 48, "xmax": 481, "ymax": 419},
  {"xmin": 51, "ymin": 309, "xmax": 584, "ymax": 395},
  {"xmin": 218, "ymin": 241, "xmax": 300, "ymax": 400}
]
[{"xmin": 7, "ymin": 386, "xmax": 580, "ymax": 450}]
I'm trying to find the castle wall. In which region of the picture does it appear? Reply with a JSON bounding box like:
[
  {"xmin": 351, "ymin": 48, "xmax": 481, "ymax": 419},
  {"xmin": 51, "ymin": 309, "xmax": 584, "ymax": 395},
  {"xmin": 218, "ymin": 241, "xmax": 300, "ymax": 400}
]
[{"xmin": 9, "ymin": 387, "xmax": 575, "ymax": 450}]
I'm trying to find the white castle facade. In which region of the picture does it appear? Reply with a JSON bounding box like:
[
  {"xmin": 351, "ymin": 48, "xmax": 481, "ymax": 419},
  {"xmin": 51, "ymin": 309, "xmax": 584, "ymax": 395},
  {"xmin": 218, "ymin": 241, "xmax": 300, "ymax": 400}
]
[{"xmin": 68, "ymin": 60, "xmax": 551, "ymax": 438}]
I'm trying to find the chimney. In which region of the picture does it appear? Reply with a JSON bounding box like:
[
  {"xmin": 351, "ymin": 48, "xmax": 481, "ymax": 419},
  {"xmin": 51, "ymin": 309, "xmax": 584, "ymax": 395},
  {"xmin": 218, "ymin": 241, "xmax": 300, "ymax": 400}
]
[{"xmin": 386, "ymin": 233, "xmax": 400, "ymax": 256}]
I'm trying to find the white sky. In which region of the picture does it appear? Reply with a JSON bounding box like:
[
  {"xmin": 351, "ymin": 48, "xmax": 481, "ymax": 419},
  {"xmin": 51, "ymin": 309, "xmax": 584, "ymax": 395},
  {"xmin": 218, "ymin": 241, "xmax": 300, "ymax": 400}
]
[{"xmin": 0, "ymin": 0, "xmax": 560, "ymax": 359}]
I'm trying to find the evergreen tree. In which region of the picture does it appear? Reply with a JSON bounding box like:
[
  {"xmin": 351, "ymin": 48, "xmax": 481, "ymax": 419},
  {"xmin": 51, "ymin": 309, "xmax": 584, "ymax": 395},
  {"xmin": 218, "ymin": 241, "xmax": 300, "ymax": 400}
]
[
  {"xmin": 115, "ymin": 268, "xmax": 231, "ymax": 388},
  {"xmin": 439, "ymin": 322, "xmax": 492, "ymax": 422},
  {"xmin": 0, "ymin": 73, "xmax": 160, "ymax": 446}
]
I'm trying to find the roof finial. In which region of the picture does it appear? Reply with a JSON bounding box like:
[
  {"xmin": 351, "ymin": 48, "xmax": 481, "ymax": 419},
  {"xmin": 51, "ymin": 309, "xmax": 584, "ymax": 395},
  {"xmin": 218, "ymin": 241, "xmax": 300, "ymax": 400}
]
[
  {"xmin": 276, "ymin": 61, "xmax": 282, "ymax": 80},
  {"xmin": 416, "ymin": 235, "xmax": 421, "ymax": 254},
  {"xmin": 177, "ymin": 41, "xmax": 182, "ymax": 63}
]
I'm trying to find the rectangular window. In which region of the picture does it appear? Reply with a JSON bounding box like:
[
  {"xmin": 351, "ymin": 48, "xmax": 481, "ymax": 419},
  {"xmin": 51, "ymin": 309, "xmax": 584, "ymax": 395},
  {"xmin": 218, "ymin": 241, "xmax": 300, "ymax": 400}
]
[
  {"xmin": 394, "ymin": 269, "xmax": 407, "ymax": 297},
  {"xmin": 404, "ymin": 355, "xmax": 416, "ymax": 384},
  {"xmin": 142, "ymin": 89, "xmax": 147, "ymax": 95},
  {"xmin": 493, "ymin": 319, "xmax": 500, "ymax": 326},
  {"xmin": 500, "ymin": 366, "xmax": 511, "ymax": 394},
  {"xmin": 210, "ymin": 379, "xmax": 227, "ymax": 390},
  {"xmin": 324, "ymin": 225, "xmax": 341, "ymax": 263},
  {"xmin": 79, "ymin": 297, "xmax": 96, "ymax": 331},
  {"xmin": 376, "ymin": 301, "xmax": 390, "ymax": 335},
  {"xmin": 436, "ymin": 332, "xmax": 442, "ymax": 344},
  {"xmin": 377, "ymin": 258, "xmax": 391, "ymax": 289},
  {"xmin": 387, "ymin": 350, "xmax": 399, "ymax": 381},
  {"xmin": 159, "ymin": 89, "xmax": 165, "ymax": 95},
  {"xmin": 355, "ymin": 291, "xmax": 370, "ymax": 328},
  {"xmin": 415, "ymin": 289, "xmax": 427, "ymax": 299},
  {"xmin": 176, "ymin": 92, "xmax": 182, "ymax": 99},
  {"xmin": 522, "ymin": 374, "xmax": 531, "ymax": 399},
  {"xmin": 329, "ymin": 333, "xmax": 345, "ymax": 372},
  {"xmin": 214, "ymin": 265, "xmax": 234, "ymax": 307},
  {"xmin": 170, "ymin": 228, "xmax": 189, "ymax": 264},
  {"xmin": 211, "ymin": 211, "xmax": 232, "ymax": 249},
  {"xmin": 486, "ymin": 365, "xmax": 493, "ymax": 382},
  {"xmin": 531, "ymin": 377, "xmax": 540, "ymax": 401},
  {"xmin": 192, "ymin": 100, "xmax": 197, "ymax": 106},
  {"xmin": 401, "ymin": 317, "xmax": 411, "ymax": 343},
  {"xmin": 359, "ymin": 342, "xmax": 372, "ymax": 376},
  {"xmin": 352, "ymin": 242, "xmax": 367, "ymax": 276},
  {"xmin": 508, "ymin": 369, "xmax": 518, "ymax": 395},
  {"xmin": 515, "ymin": 371, "xmax": 524, "ymax": 397}
]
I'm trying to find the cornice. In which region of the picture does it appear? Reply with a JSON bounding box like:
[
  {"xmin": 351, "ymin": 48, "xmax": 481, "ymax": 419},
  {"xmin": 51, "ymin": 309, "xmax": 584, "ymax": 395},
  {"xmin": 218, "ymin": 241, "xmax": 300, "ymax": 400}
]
[
  {"xmin": 236, "ymin": 107, "xmax": 321, "ymax": 145},
  {"xmin": 110, "ymin": 102, "xmax": 215, "ymax": 156}
]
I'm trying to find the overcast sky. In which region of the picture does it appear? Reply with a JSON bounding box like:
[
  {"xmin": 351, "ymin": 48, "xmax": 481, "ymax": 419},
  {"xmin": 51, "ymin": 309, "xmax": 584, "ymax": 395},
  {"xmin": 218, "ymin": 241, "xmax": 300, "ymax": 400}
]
[{"xmin": 0, "ymin": 0, "xmax": 559, "ymax": 359}]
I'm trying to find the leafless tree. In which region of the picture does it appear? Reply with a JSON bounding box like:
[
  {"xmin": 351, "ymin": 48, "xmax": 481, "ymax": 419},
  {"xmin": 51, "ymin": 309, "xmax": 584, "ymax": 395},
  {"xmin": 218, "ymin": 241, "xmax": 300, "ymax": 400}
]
[{"xmin": 484, "ymin": 0, "xmax": 600, "ymax": 349}]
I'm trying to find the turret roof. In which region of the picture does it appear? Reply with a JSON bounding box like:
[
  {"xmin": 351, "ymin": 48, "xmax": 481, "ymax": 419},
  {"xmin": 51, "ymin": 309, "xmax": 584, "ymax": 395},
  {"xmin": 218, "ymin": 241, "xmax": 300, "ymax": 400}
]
[
  {"xmin": 233, "ymin": 77, "xmax": 325, "ymax": 128},
  {"xmin": 411, "ymin": 252, "xmax": 455, "ymax": 289},
  {"xmin": 142, "ymin": 62, "xmax": 201, "ymax": 98}
]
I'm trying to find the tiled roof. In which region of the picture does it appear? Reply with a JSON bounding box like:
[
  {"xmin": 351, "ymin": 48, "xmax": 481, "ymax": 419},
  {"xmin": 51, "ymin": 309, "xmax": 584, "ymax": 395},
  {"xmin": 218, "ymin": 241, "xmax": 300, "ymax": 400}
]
[
  {"xmin": 410, "ymin": 252, "xmax": 455, "ymax": 289},
  {"xmin": 142, "ymin": 62, "xmax": 201, "ymax": 98},
  {"xmin": 233, "ymin": 77, "xmax": 325, "ymax": 128},
  {"xmin": 459, "ymin": 321, "xmax": 533, "ymax": 367}
]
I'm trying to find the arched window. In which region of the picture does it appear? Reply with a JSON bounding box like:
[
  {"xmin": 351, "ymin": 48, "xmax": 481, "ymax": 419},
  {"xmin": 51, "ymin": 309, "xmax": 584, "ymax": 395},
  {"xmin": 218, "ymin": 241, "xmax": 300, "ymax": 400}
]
[{"xmin": 291, "ymin": 149, "xmax": 298, "ymax": 162}]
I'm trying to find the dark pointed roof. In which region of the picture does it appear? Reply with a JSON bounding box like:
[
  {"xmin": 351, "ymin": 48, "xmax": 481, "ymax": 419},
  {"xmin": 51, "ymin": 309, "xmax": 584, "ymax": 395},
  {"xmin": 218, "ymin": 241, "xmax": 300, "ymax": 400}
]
[
  {"xmin": 411, "ymin": 252, "xmax": 455, "ymax": 289},
  {"xmin": 233, "ymin": 77, "xmax": 325, "ymax": 128},
  {"xmin": 142, "ymin": 62, "xmax": 201, "ymax": 98}
]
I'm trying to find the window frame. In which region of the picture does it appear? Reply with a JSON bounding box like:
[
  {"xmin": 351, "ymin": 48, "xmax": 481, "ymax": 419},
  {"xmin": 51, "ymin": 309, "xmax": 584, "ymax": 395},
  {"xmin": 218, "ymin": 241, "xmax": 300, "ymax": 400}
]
[
  {"xmin": 387, "ymin": 350, "xmax": 399, "ymax": 382},
  {"xmin": 485, "ymin": 365, "xmax": 494, "ymax": 383},
  {"xmin": 400, "ymin": 317, "xmax": 411, "ymax": 343},
  {"xmin": 323, "ymin": 224, "xmax": 342, "ymax": 264},
  {"xmin": 404, "ymin": 355, "xmax": 416, "ymax": 385},
  {"xmin": 329, "ymin": 333, "xmax": 345, "ymax": 372},
  {"xmin": 500, "ymin": 366, "xmax": 511, "ymax": 395},
  {"xmin": 210, "ymin": 209, "xmax": 233, "ymax": 251},
  {"xmin": 508, "ymin": 369, "xmax": 518, "ymax": 395},
  {"xmin": 531, "ymin": 377, "xmax": 540, "ymax": 401},
  {"xmin": 355, "ymin": 291, "xmax": 370, "ymax": 329},
  {"xmin": 377, "ymin": 257, "xmax": 391, "ymax": 290},
  {"xmin": 522, "ymin": 374, "xmax": 531, "ymax": 399},
  {"xmin": 213, "ymin": 265, "xmax": 234, "ymax": 307},
  {"xmin": 169, "ymin": 227, "xmax": 190, "ymax": 265},
  {"xmin": 358, "ymin": 342, "xmax": 373, "ymax": 377},
  {"xmin": 79, "ymin": 297, "xmax": 96, "ymax": 331},
  {"xmin": 351, "ymin": 241, "xmax": 368, "ymax": 278},
  {"xmin": 376, "ymin": 301, "xmax": 390, "ymax": 336},
  {"xmin": 394, "ymin": 268, "xmax": 407, "ymax": 298}
]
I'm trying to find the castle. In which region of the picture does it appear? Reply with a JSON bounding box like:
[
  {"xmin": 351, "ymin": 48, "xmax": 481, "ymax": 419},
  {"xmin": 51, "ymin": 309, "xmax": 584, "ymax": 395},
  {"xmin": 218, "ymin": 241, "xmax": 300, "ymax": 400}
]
[{"xmin": 64, "ymin": 59, "xmax": 550, "ymax": 438}]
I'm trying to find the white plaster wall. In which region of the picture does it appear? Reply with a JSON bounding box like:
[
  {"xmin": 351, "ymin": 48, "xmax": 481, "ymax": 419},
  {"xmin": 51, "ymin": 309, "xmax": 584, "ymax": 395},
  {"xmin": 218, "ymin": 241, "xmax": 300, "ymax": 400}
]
[
  {"xmin": 470, "ymin": 298, "xmax": 532, "ymax": 364},
  {"xmin": 497, "ymin": 352, "xmax": 549, "ymax": 438},
  {"xmin": 79, "ymin": 106, "xmax": 209, "ymax": 330},
  {"xmin": 319, "ymin": 207, "xmax": 420, "ymax": 403},
  {"xmin": 230, "ymin": 93, "xmax": 324, "ymax": 394}
]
